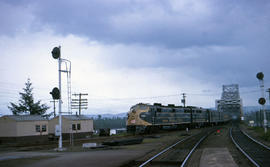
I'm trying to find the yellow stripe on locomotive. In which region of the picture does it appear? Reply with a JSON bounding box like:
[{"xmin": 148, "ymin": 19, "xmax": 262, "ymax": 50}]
[{"xmin": 126, "ymin": 104, "xmax": 152, "ymax": 126}]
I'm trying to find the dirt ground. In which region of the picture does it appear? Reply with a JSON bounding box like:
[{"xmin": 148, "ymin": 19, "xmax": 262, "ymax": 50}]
[
  {"xmin": 1, "ymin": 126, "xmax": 257, "ymax": 167},
  {"xmin": 186, "ymin": 126, "xmax": 254, "ymax": 167},
  {"xmin": 0, "ymin": 129, "xmax": 201, "ymax": 167}
]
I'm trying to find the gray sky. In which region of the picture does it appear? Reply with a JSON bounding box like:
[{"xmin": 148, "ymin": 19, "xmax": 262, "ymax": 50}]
[{"xmin": 0, "ymin": 0, "xmax": 269, "ymax": 115}]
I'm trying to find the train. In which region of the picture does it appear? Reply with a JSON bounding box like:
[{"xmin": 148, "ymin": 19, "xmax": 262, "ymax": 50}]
[{"xmin": 126, "ymin": 103, "xmax": 231, "ymax": 133}]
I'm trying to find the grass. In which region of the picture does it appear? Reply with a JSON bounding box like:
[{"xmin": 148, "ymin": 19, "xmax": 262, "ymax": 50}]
[{"xmin": 249, "ymin": 126, "xmax": 270, "ymax": 142}]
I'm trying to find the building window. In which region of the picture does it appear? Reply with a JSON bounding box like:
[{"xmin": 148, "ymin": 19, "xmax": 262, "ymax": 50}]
[
  {"xmin": 36, "ymin": 125, "xmax": 40, "ymax": 132},
  {"xmin": 42, "ymin": 125, "xmax": 47, "ymax": 132},
  {"xmin": 72, "ymin": 124, "xmax": 76, "ymax": 130},
  {"xmin": 77, "ymin": 123, "xmax": 81, "ymax": 130}
]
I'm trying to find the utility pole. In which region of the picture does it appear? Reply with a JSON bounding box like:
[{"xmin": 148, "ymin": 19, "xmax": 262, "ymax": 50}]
[
  {"xmin": 71, "ymin": 93, "xmax": 88, "ymax": 115},
  {"xmin": 181, "ymin": 93, "xmax": 186, "ymax": 107},
  {"xmin": 50, "ymin": 100, "xmax": 58, "ymax": 117}
]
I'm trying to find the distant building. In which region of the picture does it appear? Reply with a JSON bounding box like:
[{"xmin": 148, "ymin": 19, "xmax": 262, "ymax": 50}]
[
  {"xmin": 0, "ymin": 115, "xmax": 49, "ymax": 143},
  {"xmin": 244, "ymin": 110, "xmax": 270, "ymax": 127},
  {"xmin": 49, "ymin": 115, "xmax": 94, "ymax": 139}
]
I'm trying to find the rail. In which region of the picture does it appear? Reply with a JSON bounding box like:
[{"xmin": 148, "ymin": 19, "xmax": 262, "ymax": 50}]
[
  {"xmin": 180, "ymin": 134, "xmax": 207, "ymax": 167},
  {"xmin": 138, "ymin": 134, "xmax": 194, "ymax": 167},
  {"xmin": 230, "ymin": 127, "xmax": 259, "ymax": 167},
  {"xmin": 230, "ymin": 127, "xmax": 270, "ymax": 167},
  {"xmin": 241, "ymin": 130, "xmax": 270, "ymax": 150},
  {"xmin": 139, "ymin": 128, "xmax": 214, "ymax": 167}
]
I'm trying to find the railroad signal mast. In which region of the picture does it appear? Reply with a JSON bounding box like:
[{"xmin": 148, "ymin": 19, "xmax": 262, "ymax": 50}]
[
  {"xmin": 256, "ymin": 72, "xmax": 267, "ymax": 133},
  {"xmin": 51, "ymin": 46, "xmax": 72, "ymax": 151},
  {"xmin": 71, "ymin": 93, "xmax": 88, "ymax": 115}
]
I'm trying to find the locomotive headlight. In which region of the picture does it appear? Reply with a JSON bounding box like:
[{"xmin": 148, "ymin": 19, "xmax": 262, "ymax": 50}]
[
  {"xmin": 140, "ymin": 114, "xmax": 146, "ymax": 118},
  {"xmin": 140, "ymin": 112, "xmax": 149, "ymax": 118}
]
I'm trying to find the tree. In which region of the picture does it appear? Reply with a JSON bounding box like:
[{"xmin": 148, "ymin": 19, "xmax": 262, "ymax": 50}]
[
  {"xmin": 8, "ymin": 78, "xmax": 49, "ymax": 115},
  {"xmin": 98, "ymin": 115, "xmax": 102, "ymax": 119}
]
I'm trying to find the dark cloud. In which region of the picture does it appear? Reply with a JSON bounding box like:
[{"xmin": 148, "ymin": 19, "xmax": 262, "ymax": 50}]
[
  {"xmin": 2, "ymin": 0, "xmax": 269, "ymax": 48},
  {"xmin": 0, "ymin": 1, "xmax": 34, "ymax": 36},
  {"xmin": 1, "ymin": 0, "xmax": 269, "ymax": 88},
  {"xmin": 39, "ymin": 0, "xmax": 270, "ymax": 47}
]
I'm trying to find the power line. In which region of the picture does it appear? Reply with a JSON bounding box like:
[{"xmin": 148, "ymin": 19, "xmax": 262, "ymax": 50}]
[
  {"xmin": 83, "ymin": 89, "xmax": 261, "ymax": 102},
  {"xmin": 0, "ymin": 88, "xmax": 264, "ymax": 107},
  {"xmin": 240, "ymin": 90, "xmax": 260, "ymax": 94},
  {"xmin": 86, "ymin": 92, "xmax": 218, "ymax": 101},
  {"xmin": 71, "ymin": 93, "xmax": 88, "ymax": 115}
]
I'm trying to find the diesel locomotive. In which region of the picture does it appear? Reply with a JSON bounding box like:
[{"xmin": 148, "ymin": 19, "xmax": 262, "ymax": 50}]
[{"xmin": 126, "ymin": 103, "xmax": 230, "ymax": 133}]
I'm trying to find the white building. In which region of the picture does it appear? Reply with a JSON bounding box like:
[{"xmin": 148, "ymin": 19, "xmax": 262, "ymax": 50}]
[
  {"xmin": 49, "ymin": 115, "xmax": 94, "ymax": 139},
  {"xmin": 0, "ymin": 115, "xmax": 49, "ymax": 143}
]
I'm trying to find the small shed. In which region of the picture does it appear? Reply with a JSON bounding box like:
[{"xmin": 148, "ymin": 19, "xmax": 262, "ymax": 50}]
[
  {"xmin": 0, "ymin": 115, "xmax": 49, "ymax": 143},
  {"xmin": 49, "ymin": 115, "xmax": 93, "ymax": 139}
]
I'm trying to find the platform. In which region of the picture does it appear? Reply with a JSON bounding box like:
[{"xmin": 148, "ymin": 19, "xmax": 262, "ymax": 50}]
[{"xmin": 200, "ymin": 148, "xmax": 238, "ymax": 167}]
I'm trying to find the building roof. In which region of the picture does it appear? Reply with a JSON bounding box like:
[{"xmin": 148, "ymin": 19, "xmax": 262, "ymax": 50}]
[
  {"xmin": 2, "ymin": 115, "xmax": 49, "ymax": 121},
  {"xmin": 62, "ymin": 115, "xmax": 92, "ymax": 121}
]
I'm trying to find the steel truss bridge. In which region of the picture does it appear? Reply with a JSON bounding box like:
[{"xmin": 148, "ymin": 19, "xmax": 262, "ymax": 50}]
[{"xmin": 216, "ymin": 84, "xmax": 243, "ymax": 120}]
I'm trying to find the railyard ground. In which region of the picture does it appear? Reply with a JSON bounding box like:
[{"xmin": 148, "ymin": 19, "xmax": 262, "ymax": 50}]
[
  {"xmin": 0, "ymin": 124, "xmax": 269, "ymax": 167},
  {"xmin": 186, "ymin": 126, "xmax": 251, "ymax": 167}
]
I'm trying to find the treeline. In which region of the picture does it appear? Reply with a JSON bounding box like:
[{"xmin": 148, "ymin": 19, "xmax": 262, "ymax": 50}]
[{"xmin": 93, "ymin": 116, "xmax": 126, "ymax": 129}]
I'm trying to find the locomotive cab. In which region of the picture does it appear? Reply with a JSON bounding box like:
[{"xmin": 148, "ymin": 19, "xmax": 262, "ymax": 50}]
[{"xmin": 126, "ymin": 103, "xmax": 152, "ymax": 133}]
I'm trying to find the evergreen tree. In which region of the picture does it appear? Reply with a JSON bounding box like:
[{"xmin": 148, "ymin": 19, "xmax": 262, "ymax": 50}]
[{"xmin": 8, "ymin": 78, "xmax": 49, "ymax": 115}]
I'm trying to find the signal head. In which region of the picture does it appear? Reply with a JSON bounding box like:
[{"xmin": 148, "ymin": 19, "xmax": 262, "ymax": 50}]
[
  {"xmin": 51, "ymin": 47, "xmax": 60, "ymax": 59},
  {"xmin": 256, "ymin": 72, "xmax": 264, "ymax": 80},
  {"xmin": 258, "ymin": 97, "xmax": 266, "ymax": 105},
  {"xmin": 50, "ymin": 87, "xmax": 60, "ymax": 99}
]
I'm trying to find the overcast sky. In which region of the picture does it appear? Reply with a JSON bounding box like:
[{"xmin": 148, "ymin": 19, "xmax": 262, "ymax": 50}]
[{"xmin": 0, "ymin": 0, "xmax": 269, "ymax": 115}]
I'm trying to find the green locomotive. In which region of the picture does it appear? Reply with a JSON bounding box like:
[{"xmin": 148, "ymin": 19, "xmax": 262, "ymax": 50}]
[{"xmin": 126, "ymin": 103, "xmax": 230, "ymax": 133}]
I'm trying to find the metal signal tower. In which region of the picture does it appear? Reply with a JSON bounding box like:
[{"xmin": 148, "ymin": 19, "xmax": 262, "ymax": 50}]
[
  {"xmin": 256, "ymin": 72, "xmax": 267, "ymax": 133},
  {"xmin": 51, "ymin": 46, "xmax": 72, "ymax": 151},
  {"xmin": 61, "ymin": 59, "xmax": 72, "ymax": 114}
]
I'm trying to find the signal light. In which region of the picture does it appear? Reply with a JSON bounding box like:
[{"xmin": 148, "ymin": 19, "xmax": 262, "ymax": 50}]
[
  {"xmin": 258, "ymin": 98, "xmax": 266, "ymax": 105},
  {"xmin": 50, "ymin": 87, "xmax": 60, "ymax": 99},
  {"xmin": 256, "ymin": 72, "xmax": 264, "ymax": 80},
  {"xmin": 52, "ymin": 47, "xmax": 60, "ymax": 59}
]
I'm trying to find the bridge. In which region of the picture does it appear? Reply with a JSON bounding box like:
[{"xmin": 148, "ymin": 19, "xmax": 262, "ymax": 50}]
[{"xmin": 216, "ymin": 84, "xmax": 243, "ymax": 120}]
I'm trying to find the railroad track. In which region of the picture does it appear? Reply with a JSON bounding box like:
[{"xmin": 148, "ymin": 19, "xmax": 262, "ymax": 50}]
[
  {"xmin": 138, "ymin": 128, "xmax": 215, "ymax": 167},
  {"xmin": 230, "ymin": 126, "xmax": 270, "ymax": 167}
]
